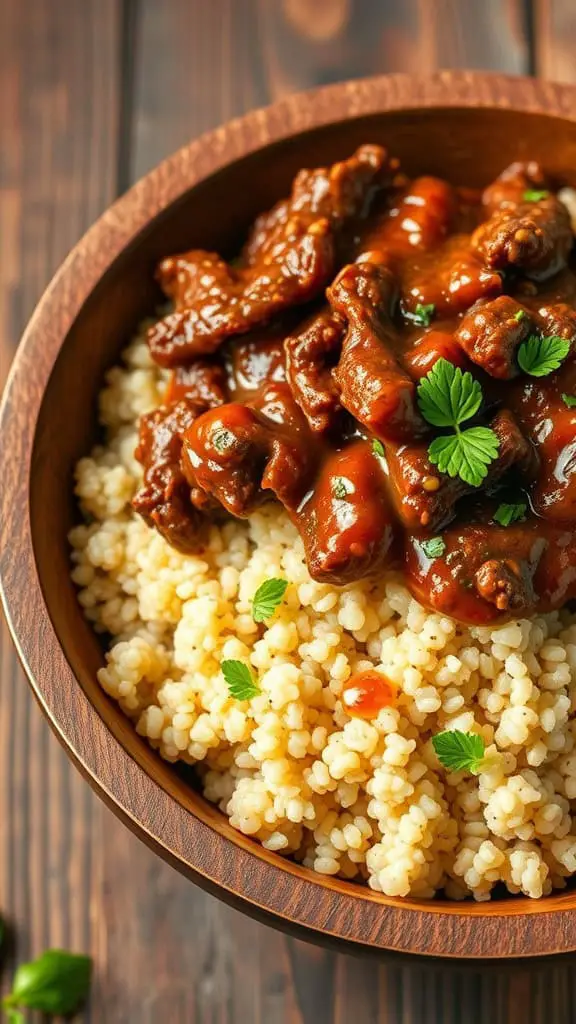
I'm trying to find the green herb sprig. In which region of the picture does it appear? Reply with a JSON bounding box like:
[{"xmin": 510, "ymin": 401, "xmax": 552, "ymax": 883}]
[
  {"xmin": 222, "ymin": 660, "xmax": 260, "ymax": 701},
  {"xmin": 523, "ymin": 189, "xmax": 549, "ymax": 202},
  {"xmin": 432, "ymin": 730, "xmax": 496, "ymax": 776},
  {"xmin": 411, "ymin": 302, "xmax": 435, "ymax": 327},
  {"xmin": 2, "ymin": 950, "xmax": 92, "ymax": 1022},
  {"xmin": 252, "ymin": 578, "xmax": 288, "ymax": 623},
  {"xmin": 562, "ymin": 393, "xmax": 576, "ymax": 409},
  {"xmin": 494, "ymin": 502, "xmax": 527, "ymax": 527},
  {"xmin": 417, "ymin": 359, "xmax": 500, "ymax": 487},
  {"xmin": 517, "ymin": 335, "xmax": 570, "ymax": 377},
  {"xmin": 420, "ymin": 537, "xmax": 446, "ymax": 559},
  {"xmin": 372, "ymin": 438, "xmax": 385, "ymax": 458}
]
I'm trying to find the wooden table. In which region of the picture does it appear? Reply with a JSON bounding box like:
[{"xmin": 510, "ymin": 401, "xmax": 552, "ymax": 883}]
[{"xmin": 2, "ymin": 2, "xmax": 576, "ymax": 1020}]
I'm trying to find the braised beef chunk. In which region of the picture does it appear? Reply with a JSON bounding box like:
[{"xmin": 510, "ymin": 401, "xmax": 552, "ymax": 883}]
[
  {"xmin": 147, "ymin": 145, "xmax": 393, "ymax": 366},
  {"xmin": 181, "ymin": 383, "xmax": 319, "ymax": 517},
  {"xmin": 296, "ymin": 441, "xmax": 397, "ymax": 583},
  {"xmin": 284, "ymin": 309, "xmax": 344, "ymax": 433},
  {"xmin": 164, "ymin": 359, "xmax": 229, "ymax": 406},
  {"xmin": 481, "ymin": 161, "xmax": 548, "ymax": 214},
  {"xmin": 386, "ymin": 409, "xmax": 535, "ymax": 533},
  {"xmin": 455, "ymin": 296, "xmax": 533, "ymax": 379},
  {"xmin": 471, "ymin": 194, "xmax": 573, "ymax": 281},
  {"xmin": 133, "ymin": 398, "xmax": 209, "ymax": 552},
  {"xmin": 328, "ymin": 262, "xmax": 425, "ymax": 442},
  {"xmin": 133, "ymin": 147, "xmax": 576, "ymax": 625}
]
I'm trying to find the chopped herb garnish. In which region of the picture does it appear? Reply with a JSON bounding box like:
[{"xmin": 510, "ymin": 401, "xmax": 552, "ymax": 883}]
[
  {"xmin": 332, "ymin": 477, "xmax": 350, "ymax": 499},
  {"xmin": 494, "ymin": 502, "xmax": 527, "ymax": 527},
  {"xmin": 513, "ymin": 309, "xmax": 526, "ymax": 322},
  {"xmin": 562, "ymin": 393, "xmax": 576, "ymax": 408},
  {"xmin": 2, "ymin": 950, "xmax": 92, "ymax": 1021},
  {"xmin": 222, "ymin": 660, "xmax": 260, "ymax": 701},
  {"xmin": 372, "ymin": 438, "xmax": 385, "ymax": 458},
  {"xmin": 212, "ymin": 427, "xmax": 234, "ymax": 453},
  {"xmin": 523, "ymin": 189, "xmax": 549, "ymax": 202},
  {"xmin": 517, "ymin": 335, "xmax": 570, "ymax": 377},
  {"xmin": 411, "ymin": 302, "xmax": 435, "ymax": 327},
  {"xmin": 420, "ymin": 536, "xmax": 446, "ymax": 559},
  {"xmin": 417, "ymin": 359, "xmax": 499, "ymax": 487},
  {"xmin": 432, "ymin": 730, "xmax": 489, "ymax": 775},
  {"xmin": 252, "ymin": 578, "xmax": 288, "ymax": 623}
]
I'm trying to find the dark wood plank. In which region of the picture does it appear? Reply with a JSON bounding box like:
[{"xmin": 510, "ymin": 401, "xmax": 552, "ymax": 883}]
[
  {"xmin": 0, "ymin": 1, "xmax": 122, "ymax": 1019},
  {"xmin": 534, "ymin": 1, "xmax": 576, "ymax": 80}
]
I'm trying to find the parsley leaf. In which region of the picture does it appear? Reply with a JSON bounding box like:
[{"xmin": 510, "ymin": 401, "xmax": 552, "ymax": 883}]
[
  {"xmin": 562, "ymin": 393, "xmax": 576, "ymax": 408},
  {"xmin": 494, "ymin": 502, "xmax": 527, "ymax": 527},
  {"xmin": 252, "ymin": 578, "xmax": 288, "ymax": 623},
  {"xmin": 212, "ymin": 427, "xmax": 235, "ymax": 453},
  {"xmin": 332, "ymin": 477, "xmax": 351, "ymax": 499},
  {"xmin": 523, "ymin": 189, "xmax": 549, "ymax": 202},
  {"xmin": 411, "ymin": 302, "xmax": 435, "ymax": 327},
  {"xmin": 428, "ymin": 427, "xmax": 500, "ymax": 487},
  {"xmin": 417, "ymin": 358, "xmax": 483, "ymax": 428},
  {"xmin": 372, "ymin": 438, "xmax": 385, "ymax": 458},
  {"xmin": 517, "ymin": 335, "xmax": 570, "ymax": 377},
  {"xmin": 2, "ymin": 950, "xmax": 92, "ymax": 1018},
  {"xmin": 420, "ymin": 537, "xmax": 446, "ymax": 558},
  {"xmin": 222, "ymin": 660, "xmax": 260, "ymax": 701},
  {"xmin": 432, "ymin": 730, "xmax": 487, "ymax": 775}
]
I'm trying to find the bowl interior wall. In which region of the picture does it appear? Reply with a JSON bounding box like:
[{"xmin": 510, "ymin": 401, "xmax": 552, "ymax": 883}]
[{"xmin": 30, "ymin": 105, "xmax": 576, "ymax": 895}]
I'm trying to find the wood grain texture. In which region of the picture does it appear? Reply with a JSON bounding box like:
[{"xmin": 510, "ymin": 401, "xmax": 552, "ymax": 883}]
[
  {"xmin": 4, "ymin": 2, "xmax": 576, "ymax": 1021},
  {"xmin": 534, "ymin": 0, "xmax": 576, "ymax": 81}
]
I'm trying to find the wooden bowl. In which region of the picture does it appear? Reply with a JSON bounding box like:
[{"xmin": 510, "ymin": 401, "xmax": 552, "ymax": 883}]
[{"xmin": 3, "ymin": 70, "xmax": 576, "ymax": 959}]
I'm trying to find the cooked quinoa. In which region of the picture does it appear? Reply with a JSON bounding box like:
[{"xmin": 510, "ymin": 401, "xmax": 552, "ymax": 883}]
[{"xmin": 69, "ymin": 328, "xmax": 576, "ymax": 902}]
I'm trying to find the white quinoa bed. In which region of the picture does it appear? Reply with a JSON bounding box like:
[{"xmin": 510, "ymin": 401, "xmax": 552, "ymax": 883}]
[{"xmin": 70, "ymin": 329, "xmax": 576, "ymax": 902}]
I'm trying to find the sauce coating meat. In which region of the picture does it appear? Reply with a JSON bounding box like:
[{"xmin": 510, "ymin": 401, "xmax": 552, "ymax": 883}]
[{"xmin": 133, "ymin": 148, "xmax": 576, "ymax": 625}]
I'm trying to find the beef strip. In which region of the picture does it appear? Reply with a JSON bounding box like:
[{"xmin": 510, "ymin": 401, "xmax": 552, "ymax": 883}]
[
  {"xmin": 471, "ymin": 194, "xmax": 573, "ymax": 281},
  {"xmin": 284, "ymin": 308, "xmax": 345, "ymax": 433},
  {"xmin": 147, "ymin": 145, "xmax": 393, "ymax": 366},
  {"xmin": 164, "ymin": 359, "xmax": 229, "ymax": 406},
  {"xmin": 295, "ymin": 440, "xmax": 398, "ymax": 584},
  {"xmin": 328, "ymin": 261, "xmax": 426, "ymax": 443},
  {"xmin": 132, "ymin": 398, "xmax": 212, "ymax": 552},
  {"xmin": 481, "ymin": 161, "xmax": 548, "ymax": 215},
  {"xmin": 181, "ymin": 382, "xmax": 320, "ymax": 517},
  {"xmin": 455, "ymin": 296, "xmax": 533, "ymax": 379},
  {"xmin": 385, "ymin": 409, "xmax": 536, "ymax": 532}
]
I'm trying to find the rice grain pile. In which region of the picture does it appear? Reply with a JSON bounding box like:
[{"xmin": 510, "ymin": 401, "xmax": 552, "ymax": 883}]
[{"xmin": 70, "ymin": 329, "xmax": 576, "ymax": 902}]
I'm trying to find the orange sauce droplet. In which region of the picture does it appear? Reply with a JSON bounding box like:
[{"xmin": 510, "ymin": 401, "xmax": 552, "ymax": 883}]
[{"xmin": 342, "ymin": 670, "xmax": 398, "ymax": 719}]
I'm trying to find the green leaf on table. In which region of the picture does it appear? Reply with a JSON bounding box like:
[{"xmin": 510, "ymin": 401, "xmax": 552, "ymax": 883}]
[
  {"xmin": 222, "ymin": 660, "xmax": 260, "ymax": 701},
  {"xmin": 252, "ymin": 578, "xmax": 288, "ymax": 623},
  {"xmin": 2, "ymin": 949, "xmax": 92, "ymax": 1017}
]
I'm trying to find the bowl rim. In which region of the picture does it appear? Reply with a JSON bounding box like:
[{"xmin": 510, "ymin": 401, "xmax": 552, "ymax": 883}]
[{"xmin": 3, "ymin": 69, "xmax": 576, "ymax": 958}]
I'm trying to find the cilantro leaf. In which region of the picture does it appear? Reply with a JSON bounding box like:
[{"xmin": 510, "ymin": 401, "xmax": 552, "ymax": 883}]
[
  {"xmin": 222, "ymin": 660, "xmax": 260, "ymax": 701},
  {"xmin": 2, "ymin": 950, "xmax": 92, "ymax": 1017},
  {"xmin": 517, "ymin": 335, "xmax": 570, "ymax": 377},
  {"xmin": 372, "ymin": 438, "xmax": 385, "ymax": 458},
  {"xmin": 523, "ymin": 189, "xmax": 549, "ymax": 202},
  {"xmin": 432, "ymin": 730, "xmax": 487, "ymax": 775},
  {"xmin": 411, "ymin": 302, "xmax": 435, "ymax": 327},
  {"xmin": 420, "ymin": 537, "xmax": 446, "ymax": 559},
  {"xmin": 562, "ymin": 393, "xmax": 576, "ymax": 408},
  {"xmin": 417, "ymin": 358, "xmax": 483, "ymax": 428},
  {"xmin": 428, "ymin": 426, "xmax": 500, "ymax": 487},
  {"xmin": 332, "ymin": 477, "xmax": 351, "ymax": 499},
  {"xmin": 252, "ymin": 578, "xmax": 288, "ymax": 623},
  {"xmin": 494, "ymin": 502, "xmax": 527, "ymax": 527}
]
